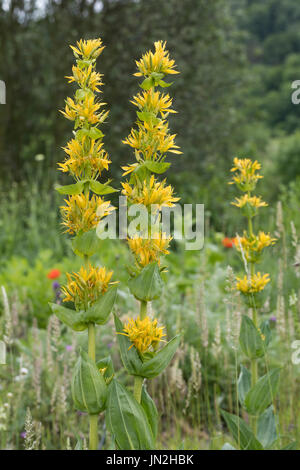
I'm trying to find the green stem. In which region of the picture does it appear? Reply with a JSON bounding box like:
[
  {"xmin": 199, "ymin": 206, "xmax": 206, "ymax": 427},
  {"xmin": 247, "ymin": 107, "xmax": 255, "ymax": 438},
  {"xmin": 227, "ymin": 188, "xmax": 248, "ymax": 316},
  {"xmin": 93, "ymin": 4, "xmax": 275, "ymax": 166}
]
[
  {"xmin": 88, "ymin": 322, "xmax": 96, "ymax": 362},
  {"xmin": 133, "ymin": 300, "xmax": 147, "ymax": 403},
  {"xmin": 140, "ymin": 300, "xmax": 147, "ymax": 320},
  {"xmin": 248, "ymin": 215, "xmax": 253, "ymax": 238},
  {"xmin": 250, "ymin": 355, "xmax": 258, "ymax": 435},
  {"xmin": 89, "ymin": 414, "xmax": 98, "ymax": 451},
  {"xmin": 133, "ymin": 376, "xmax": 144, "ymax": 403},
  {"xmin": 248, "ymin": 214, "xmax": 258, "ymax": 435},
  {"xmin": 88, "ymin": 322, "xmax": 98, "ymax": 449}
]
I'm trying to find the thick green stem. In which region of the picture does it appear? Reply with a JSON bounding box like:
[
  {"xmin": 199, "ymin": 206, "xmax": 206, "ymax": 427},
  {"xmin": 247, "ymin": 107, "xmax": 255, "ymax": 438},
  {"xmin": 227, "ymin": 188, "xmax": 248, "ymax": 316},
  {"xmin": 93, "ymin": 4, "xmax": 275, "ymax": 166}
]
[
  {"xmin": 250, "ymin": 355, "xmax": 258, "ymax": 434},
  {"xmin": 133, "ymin": 376, "xmax": 144, "ymax": 403},
  {"xmin": 89, "ymin": 414, "xmax": 98, "ymax": 451},
  {"xmin": 250, "ymin": 296, "xmax": 258, "ymax": 435},
  {"xmin": 88, "ymin": 322, "xmax": 98, "ymax": 449},
  {"xmin": 133, "ymin": 300, "xmax": 147, "ymax": 403},
  {"xmin": 140, "ymin": 300, "xmax": 147, "ymax": 320},
  {"xmin": 88, "ymin": 322, "xmax": 96, "ymax": 362},
  {"xmin": 248, "ymin": 214, "xmax": 258, "ymax": 435},
  {"xmin": 84, "ymin": 224, "xmax": 98, "ymax": 449},
  {"xmin": 248, "ymin": 215, "xmax": 253, "ymax": 238}
]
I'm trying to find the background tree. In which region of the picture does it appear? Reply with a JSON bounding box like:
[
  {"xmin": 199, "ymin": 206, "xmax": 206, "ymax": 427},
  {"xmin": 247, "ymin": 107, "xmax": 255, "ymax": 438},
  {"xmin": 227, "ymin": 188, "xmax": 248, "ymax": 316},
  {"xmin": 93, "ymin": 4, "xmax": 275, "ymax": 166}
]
[{"xmin": 0, "ymin": 0, "xmax": 245, "ymax": 222}]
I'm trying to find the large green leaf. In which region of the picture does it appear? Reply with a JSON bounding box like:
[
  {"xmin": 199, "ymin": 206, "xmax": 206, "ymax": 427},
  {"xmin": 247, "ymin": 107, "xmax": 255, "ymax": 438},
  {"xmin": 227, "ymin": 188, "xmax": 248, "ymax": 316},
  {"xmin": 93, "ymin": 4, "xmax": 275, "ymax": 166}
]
[
  {"xmin": 221, "ymin": 410, "xmax": 263, "ymax": 450},
  {"xmin": 129, "ymin": 164, "xmax": 149, "ymax": 183},
  {"xmin": 245, "ymin": 368, "xmax": 281, "ymax": 415},
  {"xmin": 143, "ymin": 160, "xmax": 171, "ymax": 174},
  {"xmin": 72, "ymin": 228, "xmax": 102, "ymax": 257},
  {"xmin": 114, "ymin": 315, "xmax": 143, "ymax": 376},
  {"xmin": 139, "ymin": 335, "xmax": 180, "ymax": 379},
  {"xmin": 83, "ymin": 286, "xmax": 117, "ymax": 325},
  {"xmin": 239, "ymin": 315, "xmax": 265, "ymax": 359},
  {"xmin": 158, "ymin": 79, "xmax": 173, "ymax": 88},
  {"xmin": 89, "ymin": 180, "xmax": 119, "ymax": 195},
  {"xmin": 106, "ymin": 379, "xmax": 154, "ymax": 450},
  {"xmin": 88, "ymin": 127, "xmax": 104, "ymax": 140},
  {"xmin": 137, "ymin": 111, "xmax": 160, "ymax": 125},
  {"xmin": 238, "ymin": 365, "xmax": 251, "ymax": 406},
  {"xmin": 128, "ymin": 262, "xmax": 164, "ymax": 301},
  {"xmin": 55, "ymin": 181, "xmax": 84, "ymax": 195},
  {"xmin": 49, "ymin": 302, "xmax": 87, "ymax": 331},
  {"xmin": 71, "ymin": 349, "xmax": 107, "ymax": 414},
  {"xmin": 257, "ymin": 406, "xmax": 277, "ymax": 449},
  {"xmin": 140, "ymin": 76, "xmax": 154, "ymax": 90},
  {"xmin": 141, "ymin": 386, "xmax": 158, "ymax": 440}
]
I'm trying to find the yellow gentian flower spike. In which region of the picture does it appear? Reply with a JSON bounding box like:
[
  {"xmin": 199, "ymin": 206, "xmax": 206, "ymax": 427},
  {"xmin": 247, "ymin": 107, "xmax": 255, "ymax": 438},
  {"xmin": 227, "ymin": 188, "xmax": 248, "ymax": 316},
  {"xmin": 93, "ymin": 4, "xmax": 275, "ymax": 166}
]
[{"xmin": 119, "ymin": 316, "xmax": 166, "ymax": 354}]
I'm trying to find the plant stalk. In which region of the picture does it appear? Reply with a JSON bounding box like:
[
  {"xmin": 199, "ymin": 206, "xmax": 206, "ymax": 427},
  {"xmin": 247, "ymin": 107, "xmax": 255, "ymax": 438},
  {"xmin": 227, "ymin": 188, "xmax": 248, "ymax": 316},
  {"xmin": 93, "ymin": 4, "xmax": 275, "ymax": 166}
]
[
  {"xmin": 88, "ymin": 322, "xmax": 98, "ymax": 449},
  {"xmin": 88, "ymin": 322, "xmax": 96, "ymax": 361},
  {"xmin": 248, "ymin": 214, "xmax": 258, "ymax": 435},
  {"xmin": 89, "ymin": 414, "xmax": 98, "ymax": 451},
  {"xmin": 133, "ymin": 300, "xmax": 147, "ymax": 403},
  {"xmin": 140, "ymin": 300, "xmax": 147, "ymax": 320},
  {"xmin": 133, "ymin": 376, "xmax": 144, "ymax": 403}
]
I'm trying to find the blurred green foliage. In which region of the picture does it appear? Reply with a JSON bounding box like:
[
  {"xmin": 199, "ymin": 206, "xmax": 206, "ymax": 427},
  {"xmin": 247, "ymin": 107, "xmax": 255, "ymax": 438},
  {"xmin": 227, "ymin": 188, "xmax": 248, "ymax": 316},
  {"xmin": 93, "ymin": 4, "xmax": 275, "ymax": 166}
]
[
  {"xmin": 0, "ymin": 0, "xmax": 245, "ymax": 226},
  {"xmin": 233, "ymin": 0, "xmax": 300, "ymax": 193},
  {"xmin": 1, "ymin": 0, "xmax": 300, "ymax": 230}
]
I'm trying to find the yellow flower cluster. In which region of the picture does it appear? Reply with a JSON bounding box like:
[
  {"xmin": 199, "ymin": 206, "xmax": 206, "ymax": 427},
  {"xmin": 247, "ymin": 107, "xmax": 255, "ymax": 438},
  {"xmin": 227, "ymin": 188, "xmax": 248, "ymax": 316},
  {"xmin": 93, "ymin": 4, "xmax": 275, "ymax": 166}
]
[
  {"xmin": 122, "ymin": 119, "xmax": 181, "ymax": 161},
  {"xmin": 236, "ymin": 272, "xmax": 270, "ymax": 295},
  {"xmin": 134, "ymin": 41, "xmax": 179, "ymax": 77},
  {"xmin": 59, "ymin": 38, "xmax": 110, "ymax": 181},
  {"xmin": 62, "ymin": 264, "xmax": 113, "ymax": 309},
  {"xmin": 230, "ymin": 157, "xmax": 276, "ymax": 299},
  {"xmin": 66, "ymin": 64, "xmax": 103, "ymax": 92},
  {"xmin": 229, "ymin": 157, "xmax": 263, "ymax": 192},
  {"xmin": 61, "ymin": 95, "xmax": 108, "ymax": 127},
  {"xmin": 59, "ymin": 38, "xmax": 114, "ymax": 238},
  {"xmin": 131, "ymin": 91, "xmax": 176, "ymax": 118},
  {"xmin": 232, "ymin": 194, "xmax": 267, "ymax": 210},
  {"xmin": 70, "ymin": 38, "xmax": 105, "ymax": 60},
  {"xmin": 121, "ymin": 42, "xmax": 180, "ymax": 270},
  {"xmin": 128, "ymin": 233, "xmax": 172, "ymax": 267},
  {"xmin": 120, "ymin": 316, "xmax": 166, "ymax": 354},
  {"xmin": 59, "ymin": 138, "xmax": 110, "ymax": 179},
  {"xmin": 60, "ymin": 194, "xmax": 114, "ymax": 235},
  {"xmin": 122, "ymin": 41, "xmax": 181, "ymax": 165},
  {"xmin": 235, "ymin": 231, "xmax": 277, "ymax": 263},
  {"xmin": 121, "ymin": 175, "xmax": 179, "ymax": 209}
]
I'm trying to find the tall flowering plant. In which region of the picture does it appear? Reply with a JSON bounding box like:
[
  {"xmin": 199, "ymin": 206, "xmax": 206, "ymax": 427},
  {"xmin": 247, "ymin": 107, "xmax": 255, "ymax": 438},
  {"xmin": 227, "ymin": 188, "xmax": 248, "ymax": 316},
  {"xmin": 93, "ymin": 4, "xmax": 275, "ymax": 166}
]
[
  {"xmin": 221, "ymin": 158, "xmax": 284, "ymax": 450},
  {"xmin": 50, "ymin": 39, "xmax": 118, "ymax": 450},
  {"xmin": 105, "ymin": 42, "xmax": 181, "ymax": 450}
]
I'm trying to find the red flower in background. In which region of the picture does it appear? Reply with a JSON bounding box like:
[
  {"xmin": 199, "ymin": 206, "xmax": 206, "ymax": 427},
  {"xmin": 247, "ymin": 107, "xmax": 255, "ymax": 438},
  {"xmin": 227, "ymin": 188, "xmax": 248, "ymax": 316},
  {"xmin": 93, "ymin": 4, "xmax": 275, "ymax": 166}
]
[
  {"xmin": 222, "ymin": 237, "xmax": 236, "ymax": 249},
  {"xmin": 47, "ymin": 269, "xmax": 61, "ymax": 279}
]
